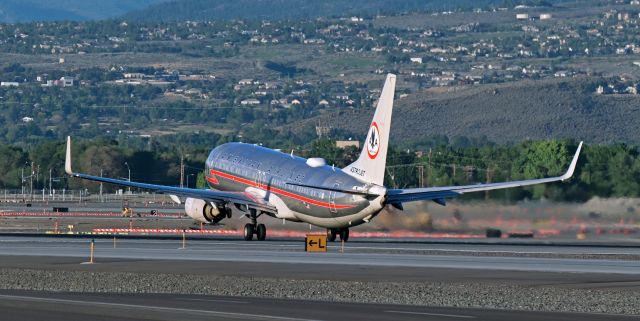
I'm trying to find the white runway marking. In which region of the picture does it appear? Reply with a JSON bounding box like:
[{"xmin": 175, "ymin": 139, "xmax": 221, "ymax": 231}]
[
  {"xmin": 386, "ymin": 310, "xmax": 475, "ymax": 318},
  {"xmin": 180, "ymin": 298, "xmax": 248, "ymax": 304}
]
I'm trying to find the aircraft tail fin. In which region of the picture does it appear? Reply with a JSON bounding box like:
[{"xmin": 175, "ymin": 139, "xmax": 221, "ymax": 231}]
[
  {"xmin": 343, "ymin": 73, "xmax": 396, "ymax": 185},
  {"xmin": 65, "ymin": 136, "xmax": 73, "ymax": 175}
]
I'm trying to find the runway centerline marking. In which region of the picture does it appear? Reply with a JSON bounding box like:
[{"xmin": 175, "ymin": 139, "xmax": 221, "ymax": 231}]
[
  {"xmin": 386, "ymin": 310, "xmax": 475, "ymax": 318},
  {"xmin": 180, "ymin": 298, "xmax": 248, "ymax": 304},
  {"xmin": 0, "ymin": 294, "xmax": 321, "ymax": 321}
]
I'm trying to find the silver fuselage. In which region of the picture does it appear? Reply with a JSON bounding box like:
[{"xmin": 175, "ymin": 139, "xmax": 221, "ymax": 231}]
[{"xmin": 204, "ymin": 143, "xmax": 385, "ymax": 228}]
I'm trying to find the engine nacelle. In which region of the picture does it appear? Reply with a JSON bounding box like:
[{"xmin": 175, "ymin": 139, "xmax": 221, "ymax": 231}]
[{"xmin": 185, "ymin": 198, "xmax": 222, "ymax": 223}]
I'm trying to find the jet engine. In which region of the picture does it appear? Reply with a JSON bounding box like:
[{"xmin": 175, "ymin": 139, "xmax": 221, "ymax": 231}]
[{"xmin": 185, "ymin": 198, "xmax": 225, "ymax": 224}]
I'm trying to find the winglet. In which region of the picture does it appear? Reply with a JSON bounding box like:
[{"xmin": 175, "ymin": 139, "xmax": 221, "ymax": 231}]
[
  {"xmin": 65, "ymin": 136, "xmax": 73, "ymax": 175},
  {"xmin": 560, "ymin": 141, "xmax": 583, "ymax": 181}
]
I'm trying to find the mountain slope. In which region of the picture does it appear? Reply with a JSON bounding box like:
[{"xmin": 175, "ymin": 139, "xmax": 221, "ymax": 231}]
[
  {"xmin": 287, "ymin": 78, "xmax": 640, "ymax": 145},
  {"xmin": 0, "ymin": 0, "xmax": 166, "ymax": 22}
]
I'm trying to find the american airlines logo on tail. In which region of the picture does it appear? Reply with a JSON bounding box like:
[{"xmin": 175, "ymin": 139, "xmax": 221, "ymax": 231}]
[{"xmin": 367, "ymin": 122, "xmax": 380, "ymax": 159}]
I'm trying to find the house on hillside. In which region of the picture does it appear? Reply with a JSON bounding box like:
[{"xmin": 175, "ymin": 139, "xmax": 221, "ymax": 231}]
[
  {"xmin": 61, "ymin": 77, "xmax": 74, "ymax": 87},
  {"xmin": 241, "ymin": 98, "xmax": 260, "ymax": 105},
  {"xmin": 336, "ymin": 140, "xmax": 359, "ymax": 149}
]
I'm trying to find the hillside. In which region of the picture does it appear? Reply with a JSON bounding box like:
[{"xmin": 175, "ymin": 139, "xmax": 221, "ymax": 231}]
[
  {"xmin": 0, "ymin": 0, "xmax": 166, "ymax": 22},
  {"xmin": 124, "ymin": 0, "xmax": 506, "ymax": 22},
  {"xmin": 287, "ymin": 78, "xmax": 640, "ymax": 145}
]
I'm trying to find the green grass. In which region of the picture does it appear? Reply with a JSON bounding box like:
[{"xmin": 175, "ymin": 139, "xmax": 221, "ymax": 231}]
[
  {"xmin": 327, "ymin": 55, "xmax": 382, "ymax": 69},
  {"xmin": 242, "ymin": 46, "xmax": 300, "ymax": 60}
]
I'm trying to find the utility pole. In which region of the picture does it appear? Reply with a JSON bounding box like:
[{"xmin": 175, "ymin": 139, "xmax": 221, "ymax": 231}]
[
  {"xmin": 100, "ymin": 169, "xmax": 103, "ymax": 202},
  {"xmin": 30, "ymin": 162, "xmax": 34, "ymax": 201},
  {"xmin": 180, "ymin": 154, "xmax": 185, "ymax": 188},
  {"xmin": 427, "ymin": 148, "xmax": 433, "ymax": 183},
  {"xmin": 485, "ymin": 168, "xmax": 494, "ymax": 200},
  {"xmin": 49, "ymin": 168, "xmax": 52, "ymax": 197},
  {"xmin": 187, "ymin": 173, "xmax": 194, "ymax": 189},
  {"xmin": 21, "ymin": 168, "xmax": 24, "ymax": 199},
  {"xmin": 124, "ymin": 162, "xmax": 131, "ymax": 193},
  {"xmin": 180, "ymin": 153, "xmax": 190, "ymax": 188},
  {"xmin": 417, "ymin": 165, "xmax": 424, "ymax": 188}
]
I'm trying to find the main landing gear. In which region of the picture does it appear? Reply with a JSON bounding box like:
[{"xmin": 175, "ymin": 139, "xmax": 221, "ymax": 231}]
[
  {"xmin": 244, "ymin": 208, "xmax": 266, "ymax": 241},
  {"xmin": 327, "ymin": 228, "xmax": 349, "ymax": 242}
]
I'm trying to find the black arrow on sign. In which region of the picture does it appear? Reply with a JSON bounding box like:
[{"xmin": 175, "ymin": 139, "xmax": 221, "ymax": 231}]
[{"xmin": 308, "ymin": 239, "xmax": 318, "ymax": 246}]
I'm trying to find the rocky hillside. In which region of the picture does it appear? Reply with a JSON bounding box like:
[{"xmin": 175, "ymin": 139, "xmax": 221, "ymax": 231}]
[{"xmin": 288, "ymin": 78, "xmax": 640, "ymax": 145}]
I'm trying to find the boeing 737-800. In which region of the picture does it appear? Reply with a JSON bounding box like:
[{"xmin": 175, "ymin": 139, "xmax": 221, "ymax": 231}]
[{"xmin": 64, "ymin": 74, "xmax": 583, "ymax": 241}]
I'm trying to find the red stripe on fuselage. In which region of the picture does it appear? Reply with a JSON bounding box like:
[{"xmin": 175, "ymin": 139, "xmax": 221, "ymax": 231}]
[
  {"xmin": 208, "ymin": 169, "xmax": 355, "ymax": 209},
  {"xmin": 207, "ymin": 173, "xmax": 219, "ymax": 184}
]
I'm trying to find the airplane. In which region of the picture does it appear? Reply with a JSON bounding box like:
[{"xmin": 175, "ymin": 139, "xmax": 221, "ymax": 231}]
[{"xmin": 64, "ymin": 73, "xmax": 583, "ymax": 241}]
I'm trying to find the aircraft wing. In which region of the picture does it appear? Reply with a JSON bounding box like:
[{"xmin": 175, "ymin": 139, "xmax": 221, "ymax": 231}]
[
  {"xmin": 385, "ymin": 142, "xmax": 583, "ymax": 205},
  {"xmin": 64, "ymin": 137, "xmax": 276, "ymax": 213}
]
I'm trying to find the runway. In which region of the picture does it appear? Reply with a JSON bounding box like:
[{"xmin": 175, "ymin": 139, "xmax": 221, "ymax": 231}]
[
  {"xmin": 0, "ymin": 290, "xmax": 636, "ymax": 321},
  {"xmin": 1, "ymin": 235, "xmax": 640, "ymax": 319},
  {"xmin": 0, "ymin": 236, "xmax": 639, "ymax": 274}
]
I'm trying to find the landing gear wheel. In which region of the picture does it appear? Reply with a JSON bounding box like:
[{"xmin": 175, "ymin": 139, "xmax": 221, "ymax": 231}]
[
  {"xmin": 256, "ymin": 224, "xmax": 267, "ymax": 241},
  {"xmin": 339, "ymin": 229, "xmax": 349, "ymax": 242},
  {"xmin": 244, "ymin": 223, "xmax": 255, "ymax": 241},
  {"xmin": 327, "ymin": 229, "xmax": 337, "ymax": 242}
]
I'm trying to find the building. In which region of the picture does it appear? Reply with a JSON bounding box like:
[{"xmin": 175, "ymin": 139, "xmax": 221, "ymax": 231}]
[
  {"xmin": 540, "ymin": 13, "xmax": 552, "ymax": 20},
  {"xmin": 336, "ymin": 140, "xmax": 359, "ymax": 149},
  {"xmin": 60, "ymin": 77, "xmax": 74, "ymax": 87},
  {"xmin": 124, "ymin": 73, "xmax": 145, "ymax": 79},
  {"xmin": 335, "ymin": 93, "xmax": 349, "ymax": 100},
  {"xmin": 179, "ymin": 74, "xmax": 214, "ymax": 81},
  {"xmin": 0, "ymin": 82, "xmax": 19, "ymax": 87},
  {"xmin": 240, "ymin": 98, "xmax": 260, "ymax": 105}
]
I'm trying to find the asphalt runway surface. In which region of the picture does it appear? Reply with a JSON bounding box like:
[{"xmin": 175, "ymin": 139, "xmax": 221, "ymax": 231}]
[
  {"xmin": 1, "ymin": 235, "xmax": 640, "ymax": 320},
  {"xmin": 0, "ymin": 236, "xmax": 639, "ymax": 274},
  {"xmin": 0, "ymin": 290, "xmax": 637, "ymax": 321}
]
